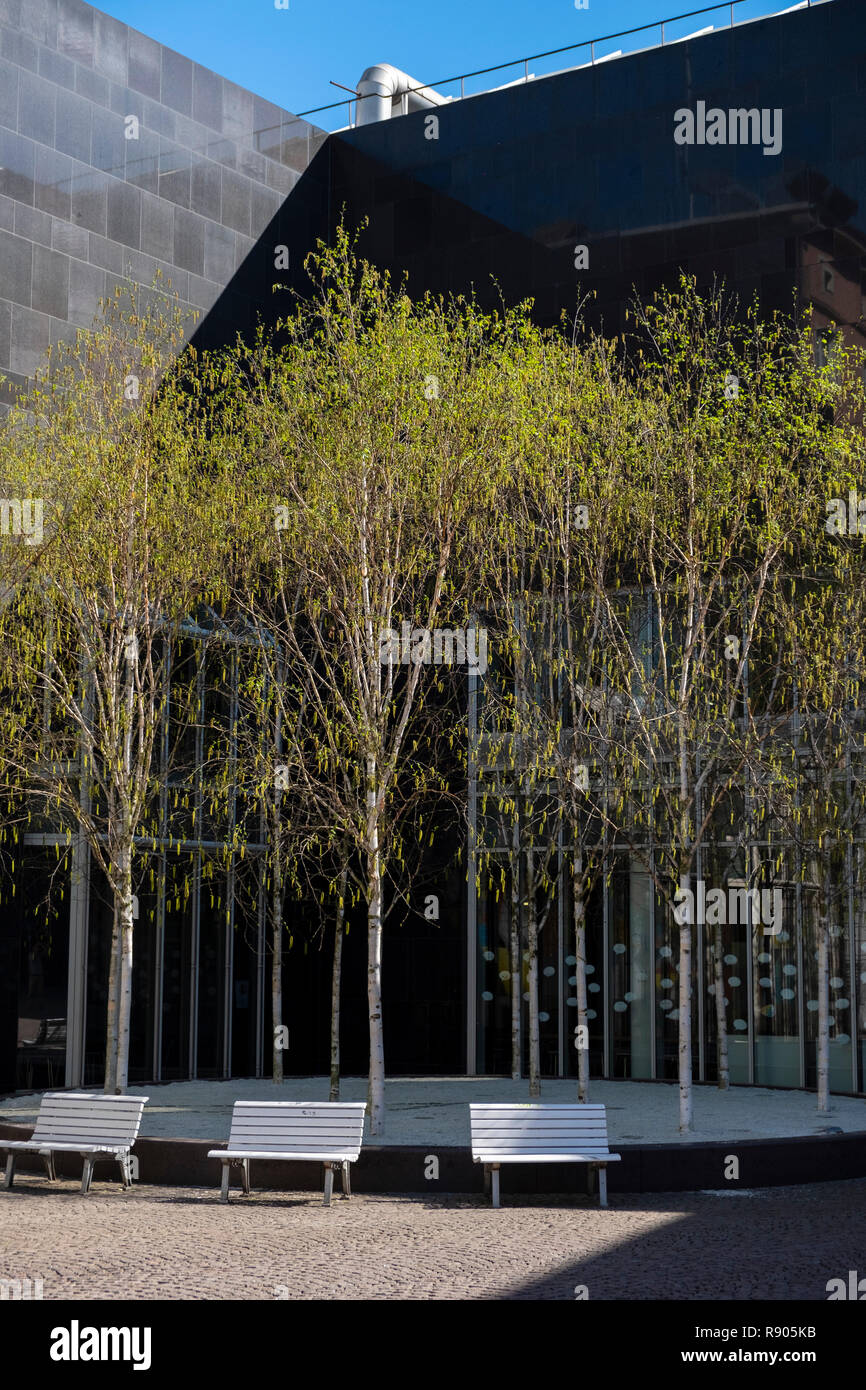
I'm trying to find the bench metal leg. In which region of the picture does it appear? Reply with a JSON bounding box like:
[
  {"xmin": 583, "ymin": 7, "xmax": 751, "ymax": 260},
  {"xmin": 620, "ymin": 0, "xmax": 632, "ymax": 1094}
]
[
  {"xmin": 323, "ymin": 1165, "xmax": 334, "ymax": 1207},
  {"xmin": 341, "ymin": 1161, "xmax": 351, "ymax": 1199},
  {"xmin": 44, "ymin": 1153, "xmax": 57, "ymax": 1183},
  {"xmin": 598, "ymin": 1166, "xmax": 608, "ymax": 1209},
  {"xmin": 3, "ymin": 1154, "xmax": 14, "ymax": 1190},
  {"xmin": 220, "ymin": 1162, "xmax": 230, "ymax": 1203},
  {"xmin": 80, "ymin": 1157, "xmax": 94, "ymax": 1195},
  {"xmin": 241, "ymin": 1158, "xmax": 251, "ymax": 1196},
  {"xmin": 117, "ymin": 1154, "xmax": 130, "ymax": 1190},
  {"xmin": 491, "ymin": 1165, "xmax": 501, "ymax": 1209}
]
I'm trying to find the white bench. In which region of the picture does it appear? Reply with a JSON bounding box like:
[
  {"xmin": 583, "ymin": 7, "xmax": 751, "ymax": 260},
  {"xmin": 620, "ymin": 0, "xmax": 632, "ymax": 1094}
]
[
  {"xmin": 1, "ymin": 1092, "xmax": 149, "ymax": 1195},
  {"xmin": 470, "ymin": 1103, "xmax": 620, "ymax": 1208},
  {"xmin": 208, "ymin": 1101, "xmax": 367, "ymax": 1206}
]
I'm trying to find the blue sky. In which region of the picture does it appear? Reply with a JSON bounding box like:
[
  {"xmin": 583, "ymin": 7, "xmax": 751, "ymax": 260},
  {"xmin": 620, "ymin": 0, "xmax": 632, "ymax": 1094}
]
[{"xmin": 93, "ymin": 0, "xmax": 792, "ymax": 122}]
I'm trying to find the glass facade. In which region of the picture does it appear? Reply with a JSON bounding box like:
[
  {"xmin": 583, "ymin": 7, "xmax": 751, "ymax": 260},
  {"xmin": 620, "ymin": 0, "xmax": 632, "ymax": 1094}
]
[{"xmin": 321, "ymin": 0, "xmax": 865, "ymax": 348}]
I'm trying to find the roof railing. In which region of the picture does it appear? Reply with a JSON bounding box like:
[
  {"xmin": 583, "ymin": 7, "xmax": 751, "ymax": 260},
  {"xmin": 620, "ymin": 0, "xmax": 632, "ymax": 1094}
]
[{"xmin": 296, "ymin": 0, "xmax": 824, "ymax": 131}]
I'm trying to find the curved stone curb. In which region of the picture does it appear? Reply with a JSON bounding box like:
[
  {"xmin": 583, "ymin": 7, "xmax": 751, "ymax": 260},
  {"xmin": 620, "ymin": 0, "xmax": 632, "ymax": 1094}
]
[{"xmin": 3, "ymin": 1120, "xmax": 866, "ymax": 1194}]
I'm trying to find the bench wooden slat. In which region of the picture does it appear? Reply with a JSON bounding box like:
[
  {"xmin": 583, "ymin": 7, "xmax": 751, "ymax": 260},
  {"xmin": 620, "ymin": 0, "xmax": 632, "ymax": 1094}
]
[
  {"xmin": 479, "ymin": 1154, "xmax": 623, "ymax": 1164},
  {"xmin": 469, "ymin": 1106, "xmax": 608, "ymax": 1115},
  {"xmin": 213, "ymin": 1149, "xmax": 363, "ymax": 1162},
  {"xmin": 469, "ymin": 1103, "xmax": 619, "ymax": 1208},
  {"xmin": 211, "ymin": 1101, "xmax": 366, "ymax": 1205},
  {"xmin": 1, "ymin": 1093, "xmax": 149, "ymax": 1196}
]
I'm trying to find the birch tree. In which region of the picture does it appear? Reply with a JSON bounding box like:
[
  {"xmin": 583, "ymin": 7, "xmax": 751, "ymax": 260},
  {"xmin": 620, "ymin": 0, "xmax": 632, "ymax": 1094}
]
[
  {"xmin": 225, "ymin": 231, "xmax": 503, "ymax": 1133},
  {"xmin": 0, "ymin": 287, "xmax": 223, "ymax": 1091},
  {"xmin": 589, "ymin": 281, "xmax": 835, "ymax": 1130}
]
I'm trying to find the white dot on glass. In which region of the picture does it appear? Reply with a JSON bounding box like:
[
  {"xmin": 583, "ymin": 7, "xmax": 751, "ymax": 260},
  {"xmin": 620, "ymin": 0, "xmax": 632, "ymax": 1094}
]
[
  {"xmin": 777, "ymin": 931, "xmax": 790, "ymax": 942},
  {"xmin": 481, "ymin": 990, "xmax": 493, "ymax": 1001},
  {"xmin": 589, "ymin": 982, "xmax": 601, "ymax": 993},
  {"xmin": 781, "ymin": 988, "xmax": 795, "ymax": 1000},
  {"xmin": 659, "ymin": 999, "xmax": 673, "ymax": 1011},
  {"xmin": 830, "ymin": 977, "xmax": 844, "ymax": 989},
  {"xmin": 482, "ymin": 950, "xmax": 495, "ymax": 961},
  {"xmin": 624, "ymin": 991, "xmax": 635, "ymax": 1002},
  {"xmin": 733, "ymin": 1019, "xmax": 748, "ymax": 1031},
  {"xmin": 566, "ymin": 955, "xmax": 576, "ymax": 965},
  {"xmin": 834, "ymin": 1033, "xmax": 850, "ymax": 1044},
  {"xmin": 783, "ymin": 964, "xmax": 797, "ymax": 976},
  {"xmin": 586, "ymin": 1009, "xmax": 597, "ymax": 1020},
  {"xmin": 724, "ymin": 954, "xmax": 738, "ymax": 965},
  {"xmin": 761, "ymin": 1005, "xmax": 775, "ymax": 1018},
  {"xmin": 834, "ymin": 998, "xmax": 849, "ymax": 1010},
  {"xmin": 757, "ymin": 952, "xmax": 771, "ymax": 963},
  {"xmin": 806, "ymin": 1000, "xmax": 819, "ymax": 1012},
  {"xmin": 539, "ymin": 1011, "xmax": 550, "ymax": 1022},
  {"xmin": 613, "ymin": 943, "xmax": 626, "ymax": 955},
  {"xmin": 728, "ymin": 976, "xmax": 741, "ymax": 987},
  {"xmin": 568, "ymin": 975, "xmax": 577, "ymax": 986},
  {"xmin": 498, "ymin": 970, "xmax": 510, "ymax": 981},
  {"xmin": 759, "ymin": 977, "xmax": 772, "ymax": 988},
  {"xmin": 586, "ymin": 964, "xmax": 595, "ymax": 974},
  {"xmin": 659, "ymin": 946, "xmax": 672, "ymax": 958},
  {"xmin": 567, "ymin": 997, "xmax": 577, "ymax": 1006},
  {"xmin": 613, "ymin": 1001, "xmax": 628, "ymax": 1012},
  {"xmin": 661, "ymin": 977, "xmax": 674, "ymax": 989},
  {"xmin": 543, "ymin": 966, "xmax": 556, "ymax": 977},
  {"xmin": 669, "ymin": 1009, "xmax": 679, "ymax": 1021}
]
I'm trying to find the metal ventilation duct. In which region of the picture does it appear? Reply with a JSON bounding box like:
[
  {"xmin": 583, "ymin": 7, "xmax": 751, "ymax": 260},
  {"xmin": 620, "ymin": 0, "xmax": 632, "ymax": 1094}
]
[{"xmin": 355, "ymin": 63, "xmax": 449, "ymax": 125}]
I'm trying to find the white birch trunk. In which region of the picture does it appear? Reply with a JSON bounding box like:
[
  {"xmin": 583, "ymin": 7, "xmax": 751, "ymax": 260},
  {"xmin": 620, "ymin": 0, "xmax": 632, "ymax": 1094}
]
[
  {"xmin": 713, "ymin": 919, "xmax": 729, "ymax": 1090},
  {"xmin": 114, "ymin": 841, "xmax": 134, "ymax": 1094},
  {"xmin": 816, "ymin": 884, "xmax": 831, "ymax": 1114},
  {"xmin": 104, "ymin": 901, "xmax": 120, "ymax": 1093},
  {"xmin": 527, "ymin": 849, "xmax": 540, "ymax": 1099},
  {"xmin": 574, "ymin": 858, "xmax": 589, "ymax": 1103},
  {"xmin": 329, "ymin": 865, "xmax": 347, "ymax": 1102},
  {"xmin": 271, "ymin": 841, "xmax": 284, "ymax": 1084},
  {"xmin": 510, "ymin": 816, "xmax": 521, "ymax": 1081},
  {"xmin": 366, "ymin": 771, "xmax": 386, "ymax": 1136},
  {"xmin": 678, "ymin": 870, "xmax": 693, "ymax": 1132}
]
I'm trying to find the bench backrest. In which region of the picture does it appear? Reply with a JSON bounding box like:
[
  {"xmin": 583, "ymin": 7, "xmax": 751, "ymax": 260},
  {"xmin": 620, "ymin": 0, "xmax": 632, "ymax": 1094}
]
[
  {"xmin": 30, "ymin": 1093, "xmax": 149, "ymax": 1147},
  {"xmin": 225, "ymin": 1102, "xmax": 367, "ymax": 1158},
  {"xmin": 469, "ymin": 1104, "xmax": 612, "ymax": 1158}
]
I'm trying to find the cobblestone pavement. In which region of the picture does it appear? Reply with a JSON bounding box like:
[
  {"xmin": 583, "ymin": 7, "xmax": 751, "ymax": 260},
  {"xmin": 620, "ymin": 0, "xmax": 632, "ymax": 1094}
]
[{"xmin": 1, "ymin": 1176, "xmax": 865, "ymax": 1300}]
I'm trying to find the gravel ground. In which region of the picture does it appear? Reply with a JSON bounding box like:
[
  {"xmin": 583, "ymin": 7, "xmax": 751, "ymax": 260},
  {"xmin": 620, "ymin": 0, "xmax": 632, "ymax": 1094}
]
[
  {"xmin": 1, "ymin": 1176, "xmax": 864, "ymax": 1300},
  {"xmin": 2, "ymin": 1076, "xmax": 864, "ymax": 1145}
]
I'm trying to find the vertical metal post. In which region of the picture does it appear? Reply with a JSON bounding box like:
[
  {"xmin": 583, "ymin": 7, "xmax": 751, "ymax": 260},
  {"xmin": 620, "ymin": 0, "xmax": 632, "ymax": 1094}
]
[
  {"xmin": 223, "ymin": 648, "xmax": 239, "ymax": 1079},
  {"xmin": 602, "ymin": 849, "xmax": 610, "ymax": 1078},
  {"xmin": 154, "ymin": 654, "xmax": 170, "ymax": 1082},
  {"xmin": 466, "ymin": 640, "xmax": 479, "ymax": 1075},
  {"xmin": 661, "ymin": 21, "xmax": 665, "ymax": 45},
  {"xmin": 66, "ymin": 660, "xmax": 93, "ymax": 1089},
  {"xmin": 66, "ymin": 832, "xmax": 90, "ymax": 1088},
  {"xmin": 189, "ymin": 644, "xmax": 206, "ymax": 1079},
  {"xmin": 255, "ymin": 855, "xmax": 266, "ymax": 1078},
  {"xmin": 696, "ymin": 773, "xmax": 705, "ymax": 1084},
  {"xmin": 524, "ymin": 58, "xmax": 529, "ymax": 82},
  {"xmin": 591, "ymin": 40, "xmax": 595, "ymax": 65}
]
